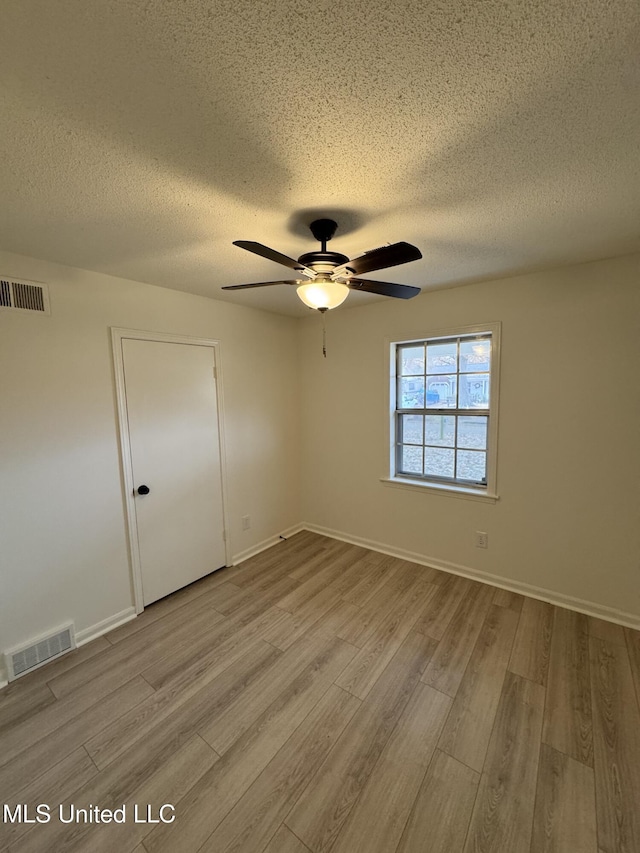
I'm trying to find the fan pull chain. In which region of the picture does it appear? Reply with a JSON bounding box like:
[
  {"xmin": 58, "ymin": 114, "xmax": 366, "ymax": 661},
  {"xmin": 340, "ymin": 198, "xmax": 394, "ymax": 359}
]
[{"xmin": 321, "ymin": 310, "xmax": 327, "ymax": 358}]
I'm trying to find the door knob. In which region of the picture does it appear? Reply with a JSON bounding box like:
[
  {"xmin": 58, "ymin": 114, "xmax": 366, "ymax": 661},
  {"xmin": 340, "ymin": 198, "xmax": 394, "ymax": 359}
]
[{"xmin": 137, "ymin": 484, "xmax": 150, "ymax": 495}]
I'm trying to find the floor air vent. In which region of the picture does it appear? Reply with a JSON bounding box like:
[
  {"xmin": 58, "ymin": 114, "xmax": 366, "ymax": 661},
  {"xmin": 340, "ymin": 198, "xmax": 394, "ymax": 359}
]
[
  {"xmin": 5, "ymin": 624, "xmax": 75, "ymax": 681},
  {"xmin": 0, "ymin": 277, "xmax": 50, "ymax": 314}
]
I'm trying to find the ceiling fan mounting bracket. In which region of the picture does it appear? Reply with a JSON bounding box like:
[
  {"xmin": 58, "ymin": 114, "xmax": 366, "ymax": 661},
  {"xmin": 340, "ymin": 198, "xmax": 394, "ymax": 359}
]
[{"xmin": 309, "ymin": 218, "xmax": 338, "ymax": 245}]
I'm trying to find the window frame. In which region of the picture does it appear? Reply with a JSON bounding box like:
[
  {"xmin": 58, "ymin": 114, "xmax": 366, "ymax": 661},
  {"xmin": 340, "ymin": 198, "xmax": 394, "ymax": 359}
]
[{"xmin": 384, "ymin": 322, "xmax": 501, "ymax": 501}]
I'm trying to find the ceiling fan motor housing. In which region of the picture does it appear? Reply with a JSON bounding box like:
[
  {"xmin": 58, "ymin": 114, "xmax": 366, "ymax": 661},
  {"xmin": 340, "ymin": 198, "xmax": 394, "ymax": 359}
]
[{"xmin": 298, "ymin": 251, "xmax": 350, "ymax": 274}]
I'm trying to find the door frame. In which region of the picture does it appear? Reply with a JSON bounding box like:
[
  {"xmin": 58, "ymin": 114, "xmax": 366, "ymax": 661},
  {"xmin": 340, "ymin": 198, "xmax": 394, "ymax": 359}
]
[{"xmin": 111, "ymin": 327, "xmax": 232, "ymax": 614}]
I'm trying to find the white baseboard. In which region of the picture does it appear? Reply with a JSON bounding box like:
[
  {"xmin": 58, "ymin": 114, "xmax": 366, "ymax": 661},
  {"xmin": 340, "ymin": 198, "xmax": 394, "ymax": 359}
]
[
  {"xmin": 0, "ymin": 678, "xmax": 7, "ymax": 691},
  {"xmin": 231, "ymin": 524, "xmax": 306, "ymax": 566},
  {"xmin": 303, "ymin": 522, "xmax": 640, "ymax": 630},
  {"xmin": 75, "ymin": 607, "xmax": 137, "ymax": 646}
]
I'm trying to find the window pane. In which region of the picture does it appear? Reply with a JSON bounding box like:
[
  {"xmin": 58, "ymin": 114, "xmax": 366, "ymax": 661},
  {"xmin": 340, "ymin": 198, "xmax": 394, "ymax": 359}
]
[
  {"xmin": 426, "ymin": 375, "xmax": 457, "ymax": 408},
  {"xmin": 457, "ymin": 450, "xmax": 486, "ymax": 481},
  {"xmin": 399, "ymin": 346, "xmax": 425, "ymax": 375},
  {"xmin": 424, "ymin": 447, "xmax": 455, "ymax": 478},
  {"xmin": 460, "ymin": 338, "xmax": 491, "ymax": 373},
  {"xmin": 400, "ymin": 445, "xmax": 423, "ymax": 475},
  {"xmin": 400, "ymin": 414, "xmax": 423, "ymax": 444},
  {"xmin": 459, "ymin": 373, "xmax": 490, "ymax": 408},
  {"xmin": 426, "ymin": 341, "xmax": 457, "ymax": 374},
  {"xmin": 425, "ymin": 415, "xmax": 455, "ymax": 447},
  {"xmin": 398, "ymin": 376, "xmax": 425, "ymax": 408},
  {"xmin": 458, "ymin": 416, "xmax": 487, "ymax": 449}
]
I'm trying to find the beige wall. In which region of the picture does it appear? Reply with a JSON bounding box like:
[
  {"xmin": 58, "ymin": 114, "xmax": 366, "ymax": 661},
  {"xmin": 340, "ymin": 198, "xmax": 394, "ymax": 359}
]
[
  {"xmin": 0, "ymin": 250, "xmax": 301, "ymax": 677},
  {"xmin": 298, "ymin": 254, "xmax": 640, "ymax": 621},
  {"xmin": 1, "ymin": 249, "xmax": 638, "ymax": 684}
]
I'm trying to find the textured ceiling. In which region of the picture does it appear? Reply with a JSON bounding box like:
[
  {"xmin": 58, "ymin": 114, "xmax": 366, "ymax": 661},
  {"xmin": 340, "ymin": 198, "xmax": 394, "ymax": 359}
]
[{"xmin": 1, "ymin": 0, "xmax": 639, "ymax": 317}]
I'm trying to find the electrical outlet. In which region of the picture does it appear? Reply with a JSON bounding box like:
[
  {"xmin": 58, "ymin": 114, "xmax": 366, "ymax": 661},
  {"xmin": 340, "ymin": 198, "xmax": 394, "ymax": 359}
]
[
  {"xmin": 475, "ymin": 531, "xmax": 488, "ymax": 549},
  {"xmin": 241, "ymin": 515, "xmax": 251, "ymax": 531}
]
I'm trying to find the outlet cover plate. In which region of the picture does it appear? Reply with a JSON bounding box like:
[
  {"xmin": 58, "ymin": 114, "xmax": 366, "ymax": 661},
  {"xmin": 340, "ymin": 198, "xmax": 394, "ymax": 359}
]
[{"xmin": 475, "ymin": 531, "xmax": 488, "ymax": 549}]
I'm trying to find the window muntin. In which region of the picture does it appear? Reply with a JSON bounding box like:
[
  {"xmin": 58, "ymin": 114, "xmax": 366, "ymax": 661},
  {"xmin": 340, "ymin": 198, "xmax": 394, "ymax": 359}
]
[{"xmin": 395, "ymin": 334, "xmax": 492, "ymax": 487}]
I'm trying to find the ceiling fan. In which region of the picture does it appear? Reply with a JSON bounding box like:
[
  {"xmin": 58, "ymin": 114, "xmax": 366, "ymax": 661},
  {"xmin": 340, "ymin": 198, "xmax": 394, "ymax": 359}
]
[{"xmin": 222, "ymin": 219, "xmax": 422, "ymax": 312}]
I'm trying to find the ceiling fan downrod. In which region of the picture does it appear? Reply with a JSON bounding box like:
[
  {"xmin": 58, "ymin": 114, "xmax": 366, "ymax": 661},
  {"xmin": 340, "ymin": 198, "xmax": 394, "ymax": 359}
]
[
  {"xmin": 298, "ymin": 219, "xmax": 350, "ymax": 273},
  {"xmin": 309, "ymin": 218, "xmax": 338, "ymax": 253}
]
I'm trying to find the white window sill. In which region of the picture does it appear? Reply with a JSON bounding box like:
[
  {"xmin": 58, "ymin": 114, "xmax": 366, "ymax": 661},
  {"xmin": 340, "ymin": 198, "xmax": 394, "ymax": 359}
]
[{"xmin": 380, "ymin": 476, "xmax": 499, "ymax": 503}]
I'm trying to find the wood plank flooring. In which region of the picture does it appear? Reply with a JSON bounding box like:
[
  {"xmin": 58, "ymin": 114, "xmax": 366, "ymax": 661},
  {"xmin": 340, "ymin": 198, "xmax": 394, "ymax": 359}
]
[{"xmin": 1, "ymin": 531, "xmax": 639, "ymax": 853}]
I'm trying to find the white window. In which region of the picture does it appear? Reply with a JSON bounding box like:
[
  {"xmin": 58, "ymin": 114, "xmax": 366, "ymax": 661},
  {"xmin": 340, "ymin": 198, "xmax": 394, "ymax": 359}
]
[{"xmin": 388, "ymin": 324, "xmax": 500, "ymax": 499}]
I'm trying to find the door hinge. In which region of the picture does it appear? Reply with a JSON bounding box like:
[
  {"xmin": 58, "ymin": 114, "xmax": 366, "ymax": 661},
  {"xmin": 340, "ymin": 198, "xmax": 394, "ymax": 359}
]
[
  {"xmin": 222, "ymin": 529, "xmax": 227, "ymax": 541},
  {"xmin": 212, "ymin": 366, "xmax": 217, "ymax": 380}
]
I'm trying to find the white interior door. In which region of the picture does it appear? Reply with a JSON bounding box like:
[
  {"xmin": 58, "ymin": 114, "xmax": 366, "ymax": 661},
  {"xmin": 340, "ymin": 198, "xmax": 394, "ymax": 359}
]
[{"xmin": 122, "ymin": 338, "xmax": 226, "ymax": 606}]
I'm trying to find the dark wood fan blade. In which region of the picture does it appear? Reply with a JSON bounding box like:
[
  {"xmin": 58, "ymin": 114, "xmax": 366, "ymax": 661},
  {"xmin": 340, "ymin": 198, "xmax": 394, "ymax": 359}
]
[
  {"xmin": 221, "ymin": 280, "xmax": 301, "ymax": 290},
  {"xmin": 233, "ymin": 241, "xmax": 315, "ymax": 275},
  {"xmin": 333, "ymin": 242, "xmax": 422, "ymax": 277},
  {"xmin": 347, "ymin": 278, "xmax": 421, "ymax": 299}
]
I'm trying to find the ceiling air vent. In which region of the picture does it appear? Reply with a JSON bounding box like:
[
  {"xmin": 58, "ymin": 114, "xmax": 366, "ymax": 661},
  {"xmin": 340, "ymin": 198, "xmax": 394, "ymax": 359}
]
[
  {"xmin": 0, "ymin": 277, "xmax": 50, "ymax": 314},
  {"xmin": 5, "ymin": 624, "xmax": 75, "ymax": 681}
]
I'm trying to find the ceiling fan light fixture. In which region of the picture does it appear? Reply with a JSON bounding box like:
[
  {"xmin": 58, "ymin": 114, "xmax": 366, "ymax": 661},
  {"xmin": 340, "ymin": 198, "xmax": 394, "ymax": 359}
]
[{"xmin": 296, "ymin": 279, "xmax": 349, "ymax": 311}]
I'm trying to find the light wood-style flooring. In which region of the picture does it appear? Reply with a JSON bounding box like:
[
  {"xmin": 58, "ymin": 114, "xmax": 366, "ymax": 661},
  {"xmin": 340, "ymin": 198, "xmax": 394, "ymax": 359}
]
[{"xmin": 1, "ymin": 531, "xmax": 639, "ymax": 853}]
